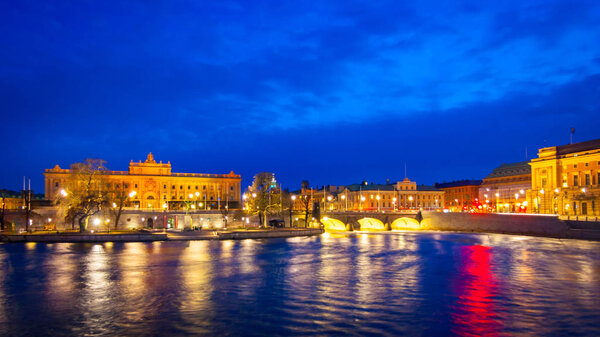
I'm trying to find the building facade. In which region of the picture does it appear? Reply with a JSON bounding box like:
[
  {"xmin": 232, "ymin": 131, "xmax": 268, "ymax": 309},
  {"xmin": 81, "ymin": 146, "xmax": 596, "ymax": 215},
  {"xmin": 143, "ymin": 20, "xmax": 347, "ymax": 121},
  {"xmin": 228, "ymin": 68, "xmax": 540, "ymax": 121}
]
[
  {"xmin": 528, "ymin": 138, "xmax": 600, "ymax": 216},
  {"xmin": 479, "ymin": 162, "xmax": 531, "ymax": 213},
  {"xmin": 434, "ymin": 180, "xmax": 482, "ymax": 211},
  {"xmin": 292, "ymin": 178, "xmax": 444, "ymax": 212},
  {"xmin": 44, "ymin": 153, "xmax": 242, "ymax": 210}
]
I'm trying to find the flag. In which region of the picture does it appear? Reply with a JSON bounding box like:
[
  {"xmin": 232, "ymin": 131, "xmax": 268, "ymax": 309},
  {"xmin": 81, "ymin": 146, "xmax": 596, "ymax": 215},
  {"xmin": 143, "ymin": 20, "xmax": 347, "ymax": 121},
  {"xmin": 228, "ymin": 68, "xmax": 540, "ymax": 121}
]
[{"xmin": 571, "ymin": 127, "xmax": 575, "ymax": 134}]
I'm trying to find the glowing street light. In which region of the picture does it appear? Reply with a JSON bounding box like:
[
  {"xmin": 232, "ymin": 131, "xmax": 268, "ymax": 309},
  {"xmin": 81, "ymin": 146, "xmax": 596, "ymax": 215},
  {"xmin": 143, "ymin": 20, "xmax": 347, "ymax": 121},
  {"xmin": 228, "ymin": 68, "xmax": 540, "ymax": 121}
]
[{"xmin": 60, "ymin": 189, "xmax": 68, "ymax": 197}]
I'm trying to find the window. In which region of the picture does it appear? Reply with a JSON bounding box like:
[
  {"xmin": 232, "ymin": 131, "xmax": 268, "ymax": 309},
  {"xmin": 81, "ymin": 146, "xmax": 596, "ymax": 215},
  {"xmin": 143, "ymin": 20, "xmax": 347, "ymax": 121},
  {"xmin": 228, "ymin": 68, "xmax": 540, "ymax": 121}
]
[
  {"xmin": 124, "ymin": 184, "xmax": 127, "ymax": 188},
  {"xmin": 164, "ymin": 184, "xmax": 167, "ymax": 189},
  {"xmin": 195, "ymin": 186, "xmax": 198, "ymax": 190},
  {"xmin": 573, "ymin": 175, "xmax": 579, "ymax": 186},
  {"xmin": 585, "ymin": 174, "xmax": 590, "ymax": 185},
  {"xmin": 135, "ymin": 184, "xmax": 138, "ymax": 188},
  {"xmin": 210, "ymin": 196, "xmax": 214, "ymax": 200},
  {"xmin": 203, "ymin": 186, "xmax": 206, "ymax": 190},
  {"xmin": 180, "ymin": 185, "xmax": 183, "ymax": 190},
  {"xmin": 188, "ymin": 185, "xmax": 191, "ymax": 190},
  {"xmin": 55, "ymin": 182, "xmax": 59, "ymax": 187},
  {"xmin": 574, "ymin": 164, "xmax": 578, "ymax": 168},
  {"xmin": 230, "ymin": 186, "xmax": 234, "ymax": 191},
  {"xmin": 585, "ymin": 162, "xmax": 589, "ymax": 167},
  {"xmin": 117, "ymin": 184, "xmax": 120, "ymax": 188}
]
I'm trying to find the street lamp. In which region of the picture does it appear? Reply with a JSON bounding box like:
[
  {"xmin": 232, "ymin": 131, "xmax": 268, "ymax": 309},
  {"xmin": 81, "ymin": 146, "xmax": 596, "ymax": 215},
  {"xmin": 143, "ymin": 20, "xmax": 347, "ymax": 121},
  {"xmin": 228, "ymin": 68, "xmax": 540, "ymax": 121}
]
[
  {"xmin": 409, "ymin": 196, "xmax": 414, "ymax": 210},
  {"xmin": 129, "ymin": 190, "xmax": 137, "ymax": 208}
]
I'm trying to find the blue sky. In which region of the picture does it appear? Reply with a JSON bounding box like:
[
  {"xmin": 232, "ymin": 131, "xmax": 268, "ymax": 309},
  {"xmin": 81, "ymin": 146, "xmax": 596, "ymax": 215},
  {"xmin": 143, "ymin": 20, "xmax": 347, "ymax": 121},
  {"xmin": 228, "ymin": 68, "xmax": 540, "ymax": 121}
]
[{"xmin": 1, "ymin": 0, "xmax": 600, "ymax": 192}]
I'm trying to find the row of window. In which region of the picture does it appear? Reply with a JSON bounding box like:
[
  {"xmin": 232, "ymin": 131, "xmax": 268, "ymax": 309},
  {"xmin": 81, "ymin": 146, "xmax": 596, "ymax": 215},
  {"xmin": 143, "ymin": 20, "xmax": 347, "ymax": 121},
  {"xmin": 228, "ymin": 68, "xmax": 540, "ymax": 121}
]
[
  {"xmin": 568, "ymin": 172, "xmax": 600, "ymax": 186},
  {"xmin": 571, "ymin": 161, "xmax": 600, "ymax": 169}
]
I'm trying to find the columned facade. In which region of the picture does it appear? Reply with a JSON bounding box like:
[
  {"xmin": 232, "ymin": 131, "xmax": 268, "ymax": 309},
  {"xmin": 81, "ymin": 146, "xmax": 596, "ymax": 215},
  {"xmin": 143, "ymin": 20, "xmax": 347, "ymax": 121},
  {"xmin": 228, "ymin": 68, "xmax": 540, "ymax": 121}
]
[{"xmin": 44, "ymin": 153, "xmax": 242, "ymax": 210}]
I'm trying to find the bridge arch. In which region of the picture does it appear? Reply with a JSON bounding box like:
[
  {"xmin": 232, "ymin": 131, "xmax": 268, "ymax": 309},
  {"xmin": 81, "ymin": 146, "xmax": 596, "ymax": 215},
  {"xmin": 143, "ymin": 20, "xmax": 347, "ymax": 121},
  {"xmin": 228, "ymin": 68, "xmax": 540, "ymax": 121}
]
[
  {"xmin": 391, "ymin": 217, "xmax": 420, "ymax": 230},
  {"xmin": 358, "ymin": 217, "xmax": 386, "ymax": 231},
  {"xmin": 321, "ymin": 217, "xmax": 347, "ymax": 231}
]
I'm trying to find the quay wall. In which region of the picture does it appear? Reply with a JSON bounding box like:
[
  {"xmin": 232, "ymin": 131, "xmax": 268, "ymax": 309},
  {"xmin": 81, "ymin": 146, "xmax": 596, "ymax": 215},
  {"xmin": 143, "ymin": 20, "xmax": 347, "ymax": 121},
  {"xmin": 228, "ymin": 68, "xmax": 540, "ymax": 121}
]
[
  {"xmin": 1, "ymin": 233, "xmax": 167, "ymax": 243},
  {"xmin": 217, "ymin": 228, "xmax": 323, "ymax": 240},
  {"xmin": 421, "ymin": 212, "xmax": 600, "ymax": 240}
]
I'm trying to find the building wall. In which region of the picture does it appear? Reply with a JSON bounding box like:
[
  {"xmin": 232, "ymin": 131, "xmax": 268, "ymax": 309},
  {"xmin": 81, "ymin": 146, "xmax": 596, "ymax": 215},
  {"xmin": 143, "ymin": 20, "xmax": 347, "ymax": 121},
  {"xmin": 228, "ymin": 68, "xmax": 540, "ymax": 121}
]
[
  {"xmin": 44, "ymin": 153, "xmax": 242, "ymax": 210},
  {"xmin": 292, "ymin": 180, "xmax": 444, "ymax": 212},
  {"xmin": 479, "ymin": 178, "xmax": 530, "ymax": 213},
  {"xmin": 440, "ymin": 185, "xmax": 481, "ymax": 211},
  {"xmin": 528, "ymin": 140, "xmax": 600, "ymax": 216}
]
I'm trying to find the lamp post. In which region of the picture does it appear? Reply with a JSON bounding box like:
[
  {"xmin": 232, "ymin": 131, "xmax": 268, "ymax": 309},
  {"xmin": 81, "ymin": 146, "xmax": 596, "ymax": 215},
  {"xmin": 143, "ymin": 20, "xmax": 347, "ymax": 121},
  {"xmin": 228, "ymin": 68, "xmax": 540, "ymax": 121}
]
[
  {"xmin": 409, "ymin": 196, "xmax": 414, "ymax": 210},
  {"xmin": 495, "ymin": 193, "xmax": 500, "ymax": 213},
  {"xmin": 290, "ymin": 195, "xmax": 296, "ymax": 227}
]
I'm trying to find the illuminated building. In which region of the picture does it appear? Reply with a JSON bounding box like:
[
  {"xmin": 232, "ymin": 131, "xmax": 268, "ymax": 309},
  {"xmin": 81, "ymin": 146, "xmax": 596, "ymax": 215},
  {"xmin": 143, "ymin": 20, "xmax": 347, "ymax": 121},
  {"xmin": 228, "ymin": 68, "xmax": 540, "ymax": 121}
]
[
  {"xmin": 434, "ymin": 180, "xmax": 482, "ymax": 211},
  {"xmin": 293, "ymin": 178, "xmax": 444, "ymax": 212},
  {"xmin": 528, "ymin": 138, "xmax": 600, "ymax": 216},
  {"xmin": 479, "ymin": 162, "xmax": 531, "ymax": 213},
  {"xmin": 44, "ymin": 153, "xmax": 242, "ymax": 210}
]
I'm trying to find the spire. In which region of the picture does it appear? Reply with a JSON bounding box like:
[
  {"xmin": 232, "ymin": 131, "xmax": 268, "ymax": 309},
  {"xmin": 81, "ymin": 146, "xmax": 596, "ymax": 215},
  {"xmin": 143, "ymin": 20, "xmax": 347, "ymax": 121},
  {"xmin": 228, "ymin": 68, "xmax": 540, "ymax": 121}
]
[{"xmin": 145, "ymin": 152, "xmax": 156, "ymax": 163}]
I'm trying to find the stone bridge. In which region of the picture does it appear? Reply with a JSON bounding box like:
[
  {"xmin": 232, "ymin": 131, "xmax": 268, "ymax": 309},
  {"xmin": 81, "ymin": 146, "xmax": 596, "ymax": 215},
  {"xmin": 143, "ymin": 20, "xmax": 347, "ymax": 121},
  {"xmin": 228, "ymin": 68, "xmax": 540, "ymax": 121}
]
[{"xmin": 316, "ymin": 211, "xmax": 421, "ymax": 231}]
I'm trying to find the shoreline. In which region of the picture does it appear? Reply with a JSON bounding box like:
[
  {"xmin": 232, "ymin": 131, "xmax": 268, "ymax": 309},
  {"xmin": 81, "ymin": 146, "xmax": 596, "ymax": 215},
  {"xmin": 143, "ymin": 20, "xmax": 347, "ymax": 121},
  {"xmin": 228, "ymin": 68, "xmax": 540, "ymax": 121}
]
[{"xmin": 0, "ymin": 228, "xmax": 324, "ymax": 243}]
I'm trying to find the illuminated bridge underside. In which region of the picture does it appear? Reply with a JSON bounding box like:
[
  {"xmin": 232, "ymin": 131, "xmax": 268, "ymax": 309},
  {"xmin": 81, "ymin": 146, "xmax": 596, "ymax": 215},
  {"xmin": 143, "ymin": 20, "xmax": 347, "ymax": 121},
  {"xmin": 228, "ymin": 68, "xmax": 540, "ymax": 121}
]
[
  {"xmin": 319, "ymin": 212, "xmax": 421, "ymax": 232},
  {"xmin": 321, "ymin": 218, "xmax": 347, "ymax": 231},
  {"xmin": 391, "ymin": 217, "xmax": 420, "ymax": 230},
  {"xmin": 357, "ymin": 218, "xmax": 386, "ymax": 230}
]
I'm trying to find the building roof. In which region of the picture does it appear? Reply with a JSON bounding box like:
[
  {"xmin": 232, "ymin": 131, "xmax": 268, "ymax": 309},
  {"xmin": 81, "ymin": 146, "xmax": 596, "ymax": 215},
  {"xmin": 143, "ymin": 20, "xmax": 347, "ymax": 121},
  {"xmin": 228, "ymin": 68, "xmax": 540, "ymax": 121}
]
[
  {"xmin": 556, "ymin": 138, "xmax": 600, "ymax": 156},
  {"xmin": 416, "ymin": 185, "xmax": 442, "ymax": 192},
  {"xmin": 434, "ymin": 180, "xmax": 482, "ymax": 189},
  {"xmin": 484, "ymin": 161, "xmax": 531, "ymax": 179},
  {"xmin": 344, "ymin": 183, "xmax": 396, "ymax": 192}
]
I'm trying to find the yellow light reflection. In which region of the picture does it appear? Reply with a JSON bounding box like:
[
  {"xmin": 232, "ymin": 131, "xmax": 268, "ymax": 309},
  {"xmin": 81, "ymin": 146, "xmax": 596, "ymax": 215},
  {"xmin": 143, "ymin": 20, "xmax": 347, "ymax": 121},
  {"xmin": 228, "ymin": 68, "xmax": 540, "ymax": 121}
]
[{"xmin": 179, "ymin": 241, "xmax": 214, "ymax": 326}]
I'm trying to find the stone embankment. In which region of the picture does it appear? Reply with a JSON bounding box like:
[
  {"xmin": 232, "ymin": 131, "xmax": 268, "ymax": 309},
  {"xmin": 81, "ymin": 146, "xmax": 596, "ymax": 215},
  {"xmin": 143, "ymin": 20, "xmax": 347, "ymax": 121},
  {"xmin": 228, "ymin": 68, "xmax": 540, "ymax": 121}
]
[
  {"xmin": 421, "ymin": 212, "xmax": 600, "ymax": 241},
  {"xmin": 1, "ymin": 233, "xmax": 167, "ymax": 243},
  {"xmin": 0, "ymin": 228, "xmax": 324, "ymax": 243}
]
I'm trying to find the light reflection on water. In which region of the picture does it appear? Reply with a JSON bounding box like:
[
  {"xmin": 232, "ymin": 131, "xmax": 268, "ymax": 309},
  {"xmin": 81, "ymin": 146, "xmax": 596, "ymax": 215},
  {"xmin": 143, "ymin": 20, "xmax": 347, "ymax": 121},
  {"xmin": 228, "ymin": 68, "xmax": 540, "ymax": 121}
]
[{"xmin": 1, "ymin": 232, "xmax": 600, "ymax": 336}]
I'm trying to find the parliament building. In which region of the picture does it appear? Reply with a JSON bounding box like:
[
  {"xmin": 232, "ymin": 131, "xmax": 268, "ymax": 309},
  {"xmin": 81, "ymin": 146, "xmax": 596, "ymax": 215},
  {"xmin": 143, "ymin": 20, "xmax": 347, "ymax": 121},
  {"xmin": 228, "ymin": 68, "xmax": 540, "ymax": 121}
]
[{"xmin": 44, "ymin": 153, "xmax": 242, "ymax": 210}]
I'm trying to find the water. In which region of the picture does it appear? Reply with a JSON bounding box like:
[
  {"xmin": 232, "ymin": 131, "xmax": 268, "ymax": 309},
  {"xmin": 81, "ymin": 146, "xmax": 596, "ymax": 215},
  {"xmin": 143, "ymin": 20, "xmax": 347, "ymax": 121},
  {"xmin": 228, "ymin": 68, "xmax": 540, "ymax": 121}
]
[{"xmin": 1, "ymin": 232, "xmax": 599, "ymax": 336}]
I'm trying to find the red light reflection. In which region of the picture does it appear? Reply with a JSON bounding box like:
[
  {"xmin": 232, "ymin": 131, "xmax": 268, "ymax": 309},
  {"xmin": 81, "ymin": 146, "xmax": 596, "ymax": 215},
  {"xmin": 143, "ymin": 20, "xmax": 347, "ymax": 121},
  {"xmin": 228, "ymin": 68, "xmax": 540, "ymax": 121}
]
[{"xmin": 452, "ymin": 245, "xmax": 500, "ymax": 336}]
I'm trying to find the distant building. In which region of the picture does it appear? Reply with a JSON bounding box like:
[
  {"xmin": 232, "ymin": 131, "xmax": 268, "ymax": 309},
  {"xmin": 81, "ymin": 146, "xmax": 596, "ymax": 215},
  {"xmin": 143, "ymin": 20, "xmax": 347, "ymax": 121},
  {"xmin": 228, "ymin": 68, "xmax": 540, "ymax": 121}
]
[
  {"xmin": 44, "ymin": 153, "xmax": 242, "ymax": 210},
  {"xmin": 293, "ymin": 178, "xmax": 444, "ymax": 212},
  {"xmin": 479, "ymin": 162, "xmax": 531, "ymax": 213},
  {"xmin": 434, "ymin": 180, "xmax": 482, "ymax": 211},
  {"xmin": 528, "ymin": 138, "xmax": 600, "ymax": 216}
]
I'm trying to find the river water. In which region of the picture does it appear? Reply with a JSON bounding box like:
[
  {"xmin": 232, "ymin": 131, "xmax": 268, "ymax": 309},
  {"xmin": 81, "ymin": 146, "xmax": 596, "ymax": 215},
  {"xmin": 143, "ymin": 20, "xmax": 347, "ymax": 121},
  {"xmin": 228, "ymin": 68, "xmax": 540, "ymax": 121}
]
[{"xmin": 0, "ymin": 232, "xmax": 599, "ymax": 336}]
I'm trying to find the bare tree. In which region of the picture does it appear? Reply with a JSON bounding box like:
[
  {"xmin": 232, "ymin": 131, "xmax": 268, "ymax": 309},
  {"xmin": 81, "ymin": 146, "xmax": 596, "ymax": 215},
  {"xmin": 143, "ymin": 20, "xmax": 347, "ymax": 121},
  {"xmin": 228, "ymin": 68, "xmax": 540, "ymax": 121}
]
[
  {"xmin": 299, "ymin": 194, "xmax": 312, "ymax": 228},
  {"xmin": 55, "ymin": 159, "xmax": 108, "ymax": 232},
  {"xmin": 108, "ymin": 187, "xmax": 129, "ymax": 231}
]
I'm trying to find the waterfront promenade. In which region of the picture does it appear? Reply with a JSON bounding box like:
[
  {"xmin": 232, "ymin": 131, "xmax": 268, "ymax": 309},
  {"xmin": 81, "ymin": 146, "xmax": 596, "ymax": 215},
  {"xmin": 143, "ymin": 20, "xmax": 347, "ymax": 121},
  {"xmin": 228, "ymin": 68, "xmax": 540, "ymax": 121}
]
[{"xmin": 0, "ymin": 228, "xmax": 323, "ymax": 243}]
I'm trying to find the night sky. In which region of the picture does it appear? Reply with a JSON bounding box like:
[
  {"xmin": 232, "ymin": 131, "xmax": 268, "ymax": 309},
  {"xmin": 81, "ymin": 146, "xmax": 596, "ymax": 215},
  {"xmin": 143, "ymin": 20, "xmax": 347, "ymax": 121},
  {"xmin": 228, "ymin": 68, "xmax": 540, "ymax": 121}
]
[{"xmin": 2, "ymin": 0, "xmax": 600, "ymax": 192}]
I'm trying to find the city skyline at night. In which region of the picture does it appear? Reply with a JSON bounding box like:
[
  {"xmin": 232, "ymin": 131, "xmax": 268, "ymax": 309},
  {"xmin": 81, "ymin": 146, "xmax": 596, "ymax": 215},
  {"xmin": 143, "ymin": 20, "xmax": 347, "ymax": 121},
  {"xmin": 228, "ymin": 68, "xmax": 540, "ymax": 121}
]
[{"xmin": 2, "ymin": 1, "xmax": 600, "ymax": 192}]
